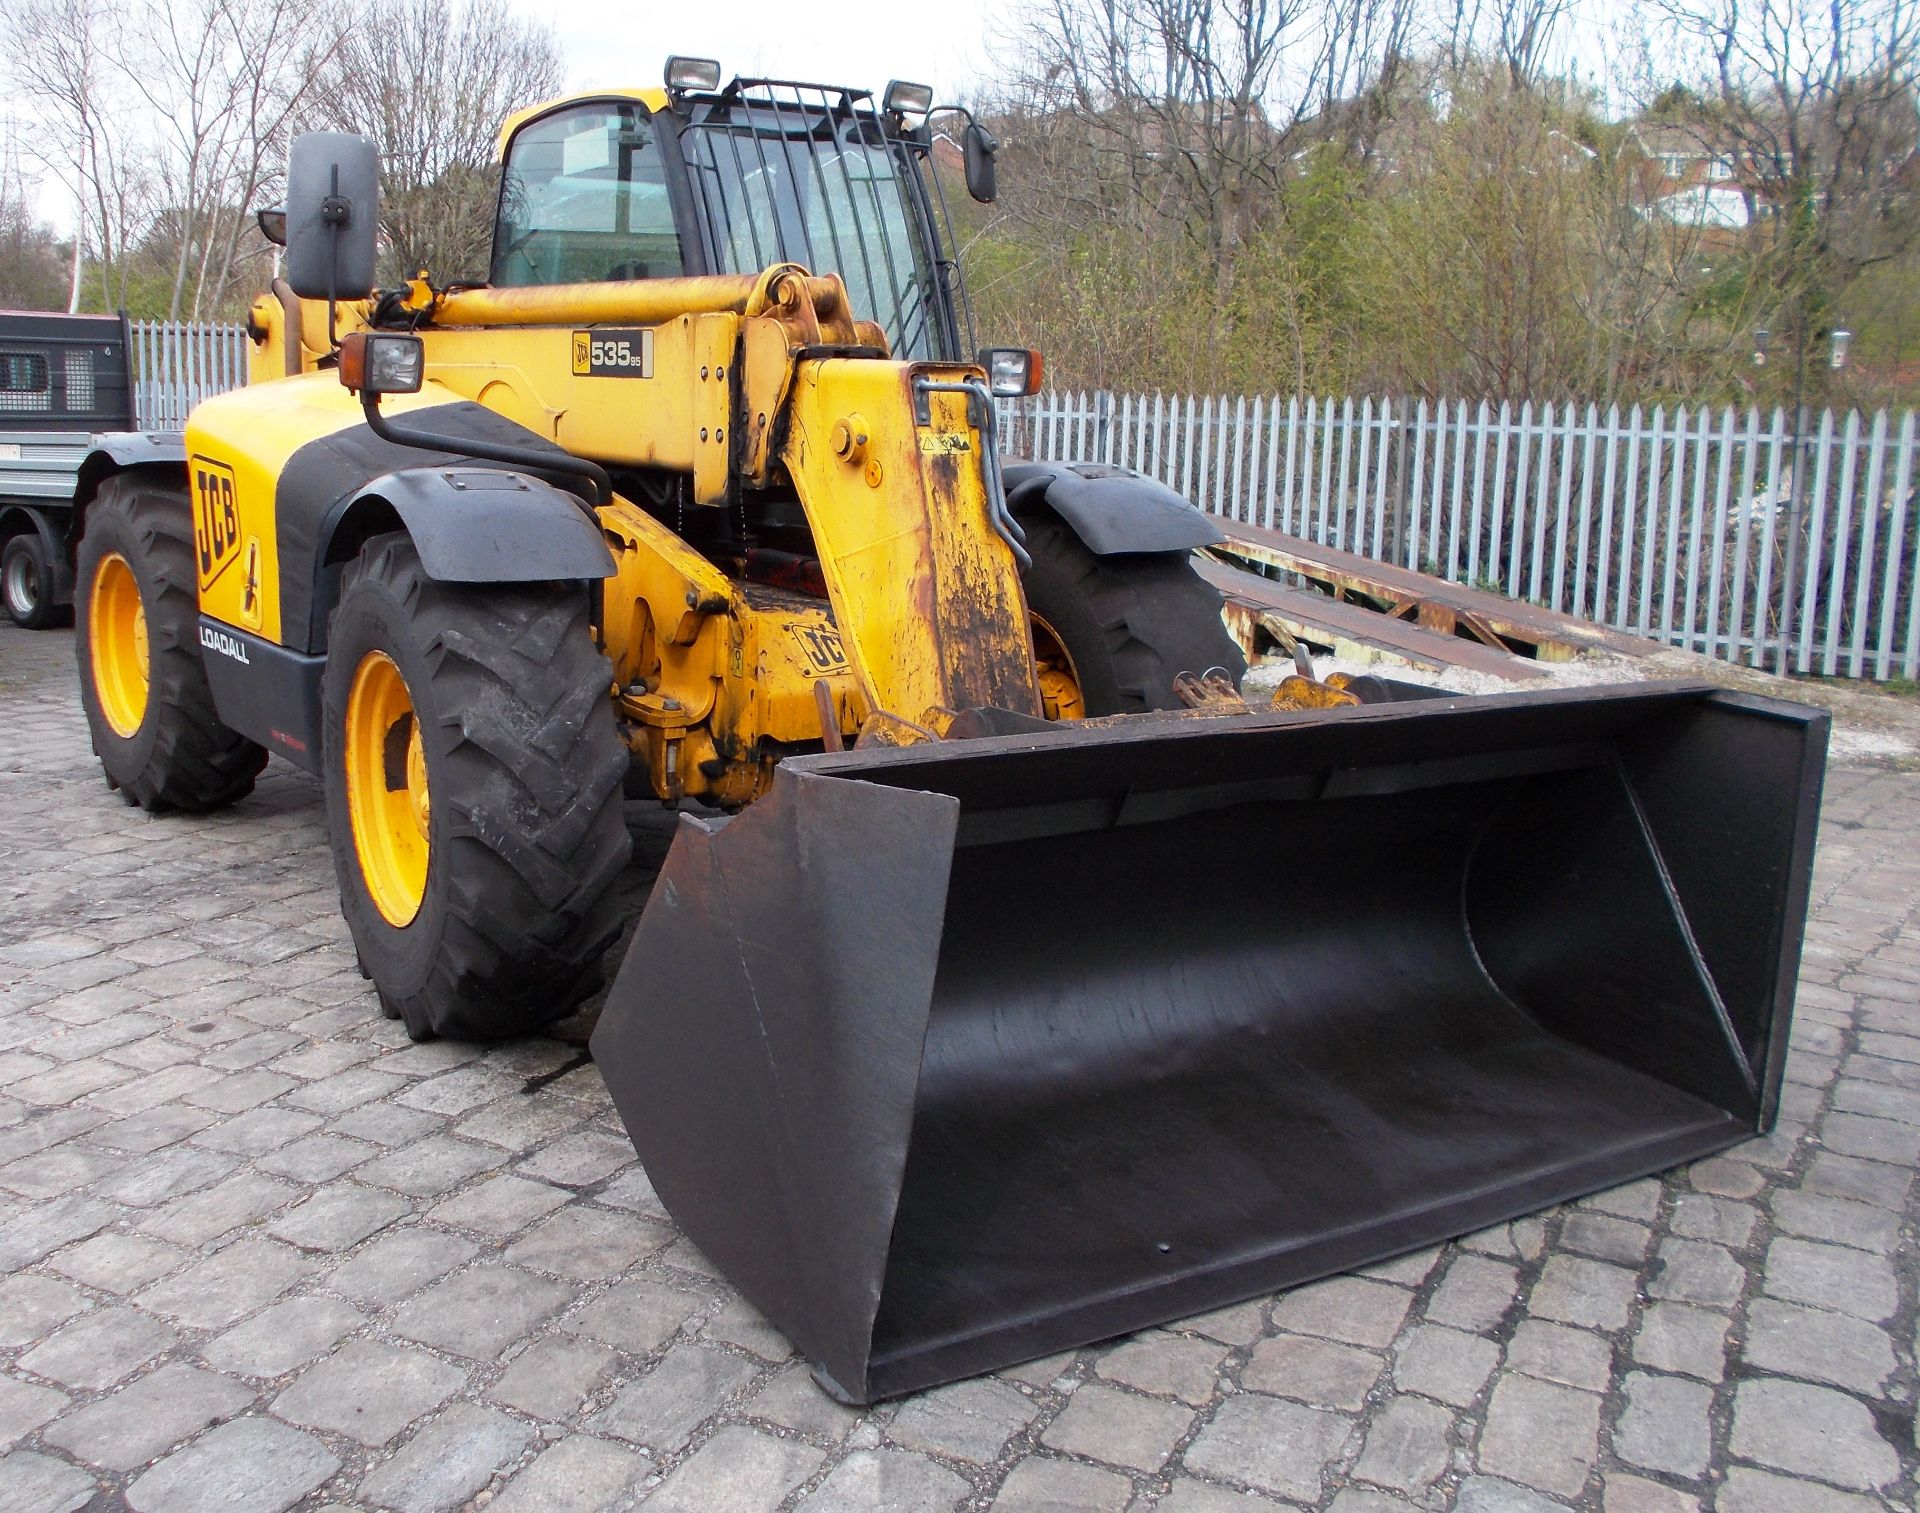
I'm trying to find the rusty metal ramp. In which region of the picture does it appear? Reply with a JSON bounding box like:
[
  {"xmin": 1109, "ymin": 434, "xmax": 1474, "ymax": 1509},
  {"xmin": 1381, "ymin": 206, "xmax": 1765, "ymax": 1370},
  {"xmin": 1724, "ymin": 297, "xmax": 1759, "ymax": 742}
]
[
  {"xmin": 592, "ymin": 683, "xmax": 1826, "ymax": 1404},
  {"xmin": 1207, "ymin": 520, "xmax": 1655, "ymax": 677}
]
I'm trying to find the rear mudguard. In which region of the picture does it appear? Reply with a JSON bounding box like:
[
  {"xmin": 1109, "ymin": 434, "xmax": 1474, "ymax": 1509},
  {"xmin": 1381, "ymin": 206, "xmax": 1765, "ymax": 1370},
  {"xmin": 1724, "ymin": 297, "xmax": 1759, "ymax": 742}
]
[
  {"xmin": 592, "ymin": 681, "xmax": 1827, "ymax": 1402},
  {"xmin": 1003, "ymin": 459, "xmax": 1225, "ymax": 555}
]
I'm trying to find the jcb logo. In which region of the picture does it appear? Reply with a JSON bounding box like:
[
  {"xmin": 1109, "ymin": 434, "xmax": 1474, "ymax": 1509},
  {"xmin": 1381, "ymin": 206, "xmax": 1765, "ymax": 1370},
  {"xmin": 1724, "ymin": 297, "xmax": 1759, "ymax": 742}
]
[
  {"xmin": 787, "ymin": 623, "xmax": 849, "ymax": 673},
  {"xmin": 191, "ymin": 457, "xmax": 241, "ymax": 589}
]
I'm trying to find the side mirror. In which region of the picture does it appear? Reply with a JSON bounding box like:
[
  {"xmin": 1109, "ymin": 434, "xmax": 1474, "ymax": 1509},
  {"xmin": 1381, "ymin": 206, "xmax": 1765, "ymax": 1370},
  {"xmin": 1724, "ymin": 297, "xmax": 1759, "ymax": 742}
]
[
  {"xmin": 963, "ymin": 121, "xmax": 998, "ymax": 204},
  {"xmin": 255, "ymin": 206, "xmax": 287, "ymax": 247},
  {"xmin": 284, "ymin": 132, "xmax": 379, "ymax": 302}
]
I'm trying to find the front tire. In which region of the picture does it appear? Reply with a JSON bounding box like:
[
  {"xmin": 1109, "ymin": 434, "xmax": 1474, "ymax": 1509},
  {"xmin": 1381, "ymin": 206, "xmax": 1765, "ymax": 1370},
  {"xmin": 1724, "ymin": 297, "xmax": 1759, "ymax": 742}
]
[
  {"xmin": 1017, "ymin": 511, "xmax": 1245, "ymax": 716},
  {"xmin": 74, "ymin": 477, "xmax": 267, "ymax": 809},
  {"xmin": 323, "ymin": 533, "xmax": 631, "ymax": 1040},
  {"xmin": 4, "ymin": 533, "xmax": 63, "ymax": 629}
]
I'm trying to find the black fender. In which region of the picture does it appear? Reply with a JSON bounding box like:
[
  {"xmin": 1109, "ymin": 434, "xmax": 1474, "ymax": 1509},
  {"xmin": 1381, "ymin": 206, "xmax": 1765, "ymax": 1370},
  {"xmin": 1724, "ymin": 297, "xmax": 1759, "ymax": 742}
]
[
  {"xmin": 0, "ymin": 503, "xmax": 76, "ymax": 605},
  {"xmin": 74, "ymin": 432, "xmax": 188, "ymax": 512},
  {"xmin": 329, "ymin": 467, "xmax": 615, "ymax": 585},
  {"xmin": 1001, "ymin": 459, "xmax": 1225, "ymax": 556}
]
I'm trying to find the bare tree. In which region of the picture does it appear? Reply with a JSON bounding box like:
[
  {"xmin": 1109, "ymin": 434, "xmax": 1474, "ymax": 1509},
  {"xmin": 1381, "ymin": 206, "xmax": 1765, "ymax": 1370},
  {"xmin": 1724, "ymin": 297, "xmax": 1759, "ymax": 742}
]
[
  {"xmin": 308, "ymin": 0, "xmax": 563, "ymax": 283},
  {"xmin": 0, "ymin": 147, "xmax": 72, "ymax": 310}
]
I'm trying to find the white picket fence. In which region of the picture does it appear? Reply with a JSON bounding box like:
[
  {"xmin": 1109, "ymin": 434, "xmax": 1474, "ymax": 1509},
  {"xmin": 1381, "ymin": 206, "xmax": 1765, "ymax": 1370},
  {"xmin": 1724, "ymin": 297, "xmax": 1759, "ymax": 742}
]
[
  {"xmin": 129, "ymin": 320, "xmax": 252, "ymax": 432},
  {"xmin": 1003, "ymin": 391, "xmax": 1920, "ymax": 682},
  {"xmin": 126, "ymin": 327, "xmax": 1919, "ymax": 682}
]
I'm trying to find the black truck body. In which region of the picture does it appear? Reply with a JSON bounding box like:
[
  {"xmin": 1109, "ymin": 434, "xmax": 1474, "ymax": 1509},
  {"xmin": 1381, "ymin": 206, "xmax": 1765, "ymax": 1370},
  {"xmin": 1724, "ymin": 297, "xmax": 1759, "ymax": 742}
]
[{"xmin": 1, "ymin": 311, "xmax": 136, "ymax": 627}]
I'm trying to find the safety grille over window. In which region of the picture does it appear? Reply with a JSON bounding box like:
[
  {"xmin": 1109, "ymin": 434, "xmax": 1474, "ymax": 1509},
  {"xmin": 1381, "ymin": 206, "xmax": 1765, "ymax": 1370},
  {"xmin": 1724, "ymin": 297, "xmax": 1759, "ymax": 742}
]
[
  {"xmin": 681, "ymin": 82, "xmax": 954, "ymax": 362},
  {"xmin": 0, "ymin": 352, "xmax": 52, "ymax": 413},
  {"xmin": 64, "ymin": 349, "xmax": 95, "ymax": 411}
]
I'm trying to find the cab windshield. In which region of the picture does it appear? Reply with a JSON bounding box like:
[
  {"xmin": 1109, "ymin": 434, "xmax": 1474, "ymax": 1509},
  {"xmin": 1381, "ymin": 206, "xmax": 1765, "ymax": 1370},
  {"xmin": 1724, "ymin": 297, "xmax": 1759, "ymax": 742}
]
[{"xmin": 680, "ymin": 88, "xmax": 954, "ymax": 361}]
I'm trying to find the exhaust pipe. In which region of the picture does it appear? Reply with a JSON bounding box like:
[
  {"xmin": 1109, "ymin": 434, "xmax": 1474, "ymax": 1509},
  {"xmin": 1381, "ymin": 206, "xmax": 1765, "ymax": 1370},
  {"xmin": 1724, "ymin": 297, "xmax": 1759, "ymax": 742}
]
[{"xmin": 591, "ymin": 682, "xmax": 1826, "ymax": 1402}]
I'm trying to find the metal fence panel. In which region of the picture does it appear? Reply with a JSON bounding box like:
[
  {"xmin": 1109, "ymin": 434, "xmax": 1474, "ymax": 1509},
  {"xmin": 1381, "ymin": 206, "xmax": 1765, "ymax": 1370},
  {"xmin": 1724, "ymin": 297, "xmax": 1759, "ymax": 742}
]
[
  {"xmin": 1008, "ymin": 387, "xmax": 1920, "ymax": 683},
  {"xmin": 129, "ymin": 321, "xmax": 251, "ymax": 431}
]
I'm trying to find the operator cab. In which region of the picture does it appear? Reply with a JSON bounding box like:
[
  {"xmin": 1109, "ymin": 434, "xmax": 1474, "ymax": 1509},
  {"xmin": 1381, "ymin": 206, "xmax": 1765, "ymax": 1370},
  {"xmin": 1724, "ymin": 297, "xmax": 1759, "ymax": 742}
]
[{"xmin": 489, "ymin": 63, "xmax": 997, "ymax": 363}]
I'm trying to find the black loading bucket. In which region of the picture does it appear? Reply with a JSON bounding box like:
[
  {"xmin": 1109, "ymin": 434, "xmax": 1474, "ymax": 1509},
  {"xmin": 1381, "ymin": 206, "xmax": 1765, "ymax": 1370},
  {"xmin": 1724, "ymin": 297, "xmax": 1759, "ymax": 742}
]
[{"xmin": 591, "ymin": 682, "xmax": 1827, "ymax": 1403}]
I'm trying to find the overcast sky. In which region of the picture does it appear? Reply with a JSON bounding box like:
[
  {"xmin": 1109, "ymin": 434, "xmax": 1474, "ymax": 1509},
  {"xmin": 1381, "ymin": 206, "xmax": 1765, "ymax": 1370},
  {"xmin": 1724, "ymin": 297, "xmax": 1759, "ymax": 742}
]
[{"xmin": 534, "ymin": 0, "xmax": 1017, "ymax": 111}]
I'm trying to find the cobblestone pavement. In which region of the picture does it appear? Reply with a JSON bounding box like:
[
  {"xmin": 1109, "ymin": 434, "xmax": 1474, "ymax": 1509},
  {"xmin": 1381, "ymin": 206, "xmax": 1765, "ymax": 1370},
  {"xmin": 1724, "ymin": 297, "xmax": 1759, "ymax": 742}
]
[{"xmin": 2, "ymin": 616, "xmax": 1916, "ymax": 1513}]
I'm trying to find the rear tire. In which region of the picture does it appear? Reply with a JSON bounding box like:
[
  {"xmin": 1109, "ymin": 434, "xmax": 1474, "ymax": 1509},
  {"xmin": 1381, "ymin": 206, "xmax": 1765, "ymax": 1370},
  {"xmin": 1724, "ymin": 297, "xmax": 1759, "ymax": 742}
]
[
  {"xmin": 323, "ymin": 533, "xmax": 631, "ymax": 1040},
  {"xmin": 3, "ymin": 534, "xmax": 62, "ymax": 629},
  {"xmin": 1017, "ymin": 511, "xmax": 1245, "ymax": 715},
  {"xmin": 74, "ymin": 477, "xmax": 267, "ymax": 810}
]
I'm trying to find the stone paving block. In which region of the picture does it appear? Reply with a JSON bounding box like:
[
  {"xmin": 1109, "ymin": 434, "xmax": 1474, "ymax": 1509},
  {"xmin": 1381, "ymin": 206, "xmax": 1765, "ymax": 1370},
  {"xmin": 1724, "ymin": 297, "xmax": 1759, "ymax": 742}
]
[
  {"xmin": 1352, "ymin": 1394, "xmax": 1453, "ymax": 1493},
  {"xmin": 702, "ymin": 1295, "xmax": 791, "ymax": 1362},
  {"xmin": 0, "ymin": 1275, "xmax": 89, "ymax": 1348},
  {"xmin": 324, "ymin": 1101, "xmax": 442, "ymax": 1148},
  {"xmin": 1528, "ymin": 1254, "xmax": 1637, "ymax": 1331},
  {"xmin": 141, "ymin": 1167, "xmax": 303, "ymax": 1244},
  {"xmin": 1168, "ymin": 1480, "xmax": 1303, "ymax": 1511},
  {"xmin": 356, "ymin": 1135, "xmax": 501, "ymax": 1196},
  {"xmin": 1478, "ymin": 1374, "xmax": 1600, "ymax": 1498},
  {"xmin": 1181, "ymin": 1298, "xmax": 1267, "ymax": 1347},
  {"xmin": 396, "ymin": 1066, "xmax": 517, "ymax": 1116},
  {"xmin": 1646, "ymin": 1238, "xmax": 1745, "ymax": 1309},
  {"xmin": 1601, "ymin": 1472, "xmax": 1701, "ymax": 1511},
  {"xmin": 92, "ymin": 1144, "xmax": 239, "ymax": 1208},
  {"xmin": 1717, "ymin": 1466, "xmax": 1889, "ymax": 1512},
  {"xmin": 265, "ymin": 1183, "xmax": 409, "ymax": 1251},
  {"xmin": 189, "ymin": 1107, "xmax": 324, "ymax": 1156},
  {"xmin": 46, "ymin": 1231, "xmax": 189, "ymax": 1294},
  {"xmin": 1269, "ymin": 1274, "xmax": 1413, "ymax": 1347},
  {"xmin": 887, "ymin": 1376, "xmax": 1039, "ymax": 1463},
  {"xmin": 280, "ymin": 1067, "xmax": 410, "ymax": 1116},
  {"xmin": 1505, "ymin": 1320, "xmax": 1615, "ymax": 1391},
  {"xmin": 89, "ymin": 1103, "xmax": 221, "ymax": 1154},
  {"xmin": 644, "ymin": 1423, "xmax": 825, "ymax": 1513},
  {"xmin": 1733, "ymin": 1378, "xmax": 1904, "ymax": 1493},
  {"xmin": 272, "ymin": 1338, "xmax": 467, "ymax": 1446},
  {"xmin": 1613, "ymin": 1371, "xmax": 1711, "ymax": 1479},
  {"xmin": 1427, "ymin": 1255, "xmax": 1522, "ymax": 1331},
  {"xmin": 1560, "ymin": 1212, "xmax": 1652, "ymax": 1263},
  {"xmin": 591, "ymin": 1343, "xmax": 759, "ymax": 1452},
  {"xmin": 16, "ymin": 1306, "xmax": 178, "ymax": 1391},
  {"xmin": 42, "ymin": 1361, "xmax": 255, "ymax": 1472},
  {"xmin": 1802, "ymin": 1151, "xmax": 1911, "ymax": 1209},
  {"xmin": 0, "ymin": 1194, "xmax": 116, "ymax": 1270},
  {"xmin": 746, "ymin": 1363, "xmax": 862, "ymax": 1440},
  {"xmin": 1183, "ymin": 1393, "xmax": 1355, "ymax": 1503},
  {"xmin": 1039, "ymin": 1381, "xmax": 1191, "ymax": 1471},
  {"xmin": 199, "ymin": 1294, "xmax": 365, "ymax": 1378},
  {"xmin": 1393, "ymin": 1323, "xmax": 1500, "ymax": 1406},
  {"xmin": 391, "ymin": 1262, "xmax": 573, "ymax": 1361},
  {"xmin": 134, "ymin": 1236, "xmax": 311, "ymax": 1328},
  {"xmin": 1741, "ymin": 1297, "xmax": 1895, "ymax": 1394},
  {"xmin": 563, "ymin": 1277, "xmax": 701, "ymax": 1355},
  {"xmin": 1630, "ymin": 1304, "xmax": 1729, "ymax": 1383},
  {"xmin": 183, "ymin": 1069, "xmax": 298, "ymax": 1114},
  {"xmin": 516, "ymin": 1130, "xmax": 637, "ymax": 1189},
  {"xmin": 0, "ymin": 1145, "xmax": 128, "ymax": 1200},
  {"xmin": 794, "ymin": 1447, "xmax": 973, "ymax": 1512},
  {"xmin": 489, "ymin": 1335, "xmax": 618, "ymax": 1421},
  {"xmin": 988, "ymin": 1456, "xmax": 1132, "ymax": 1512},
  {"xmin": 1241, "ymin": 1332, "xmax": 1384, "ymax": 1410},
  {"xmin": 359, "ymin": 1401, "xmax": 534, "ymax": 1512},
  {"xmin": 323, "ymin": 1225, "xmax": 479, "ymax": 1306},
  {"xmin": 1668, "ymin": 1193, "xmax": 1758, "ymax": 1248},
  {"xmin": 254, "ymin": 1133, "xmax": 377, "ymax": 1182},
  {"xmin": 455, "ymin": 1093, "xmax": 589, "ymax": 1152},
  {"xmin": 502, "ymin": 1202, "xmax": 667, "ymax": 1280},
  {"xmin": 1762, "ymin": 1235, "xmax": 1898, "ymax": 1320},
  {"xmin": 124, "ymin": 1414, "xmax": 340, "ymax": 1513},
  {"xmin": 1092, "ymin": 1331, "xmax": 1228, "ymax": 1405},
  {"xmin": 0, "ymin": 1449, "xmax": 98, "ymax": 1513},
  {"xmin": 1769, "ymin": 1189, "xmax": 1902, "ymax": 1252},
  {"xmin": 1818, "ymin": 1110, "xmax": 1920, "ymax": 1163},
  {"xmin": 0, "ymin": 1376, "xmax": 66, "ymax": 1449},
  {"xmin": 487, "ymin": 1434, "xmax": 646, "ymax": 1513}
]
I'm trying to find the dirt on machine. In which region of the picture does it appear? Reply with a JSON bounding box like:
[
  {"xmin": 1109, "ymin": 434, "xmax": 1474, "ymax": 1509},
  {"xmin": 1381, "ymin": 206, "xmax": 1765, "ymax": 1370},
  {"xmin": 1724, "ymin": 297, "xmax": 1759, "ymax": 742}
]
[{"xmin": 66, "ymin": 59, "xmax": 1829, "ymax": 1403}]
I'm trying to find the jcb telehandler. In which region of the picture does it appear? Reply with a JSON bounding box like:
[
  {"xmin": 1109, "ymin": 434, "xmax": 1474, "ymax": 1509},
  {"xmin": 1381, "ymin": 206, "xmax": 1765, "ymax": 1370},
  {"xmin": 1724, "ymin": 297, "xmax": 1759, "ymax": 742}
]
[{"xmin": 72, "ymin": 62, "xmax": 1828, "ymax": 1403}]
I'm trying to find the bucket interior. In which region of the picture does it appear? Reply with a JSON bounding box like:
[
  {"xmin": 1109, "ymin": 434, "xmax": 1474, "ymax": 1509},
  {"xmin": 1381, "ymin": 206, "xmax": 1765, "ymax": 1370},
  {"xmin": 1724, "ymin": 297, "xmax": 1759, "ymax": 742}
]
[{"xmin": 868, "ymin": 758, "xmax": 1753, "ymax": 1379}]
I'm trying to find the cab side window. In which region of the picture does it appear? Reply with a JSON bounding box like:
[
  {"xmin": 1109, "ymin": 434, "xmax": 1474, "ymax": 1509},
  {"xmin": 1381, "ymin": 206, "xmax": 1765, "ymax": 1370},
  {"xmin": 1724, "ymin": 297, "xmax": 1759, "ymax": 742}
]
[
  {"xmin": 0, "ymin": 352, "xmax": 51, "ymax": 412},
  {"xmin": 492, "ymin": 105, "xmax": 685, "ymax": 287}
]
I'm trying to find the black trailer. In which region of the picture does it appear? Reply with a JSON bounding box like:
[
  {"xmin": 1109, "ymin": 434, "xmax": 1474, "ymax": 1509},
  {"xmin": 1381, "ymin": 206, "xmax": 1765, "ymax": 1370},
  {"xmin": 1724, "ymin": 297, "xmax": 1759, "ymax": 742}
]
[{"xmin": 1, "ymin": 312, "xmax": 135, "ymax": 628}]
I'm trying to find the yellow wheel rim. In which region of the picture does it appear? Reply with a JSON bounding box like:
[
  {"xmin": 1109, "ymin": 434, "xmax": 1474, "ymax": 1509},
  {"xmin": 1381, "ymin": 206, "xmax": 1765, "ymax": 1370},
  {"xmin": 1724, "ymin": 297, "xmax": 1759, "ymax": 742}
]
[
  {"xmin": 1031, "ymin": 613, "xmax": 1087, "ymax": 722},
  {"xmin": 89, "ymin": 552, "xmax": 150, "ymax": 738},
  {"xmin": 344, "ymin": 651, "xmax": 431, "ymax": 927}
]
